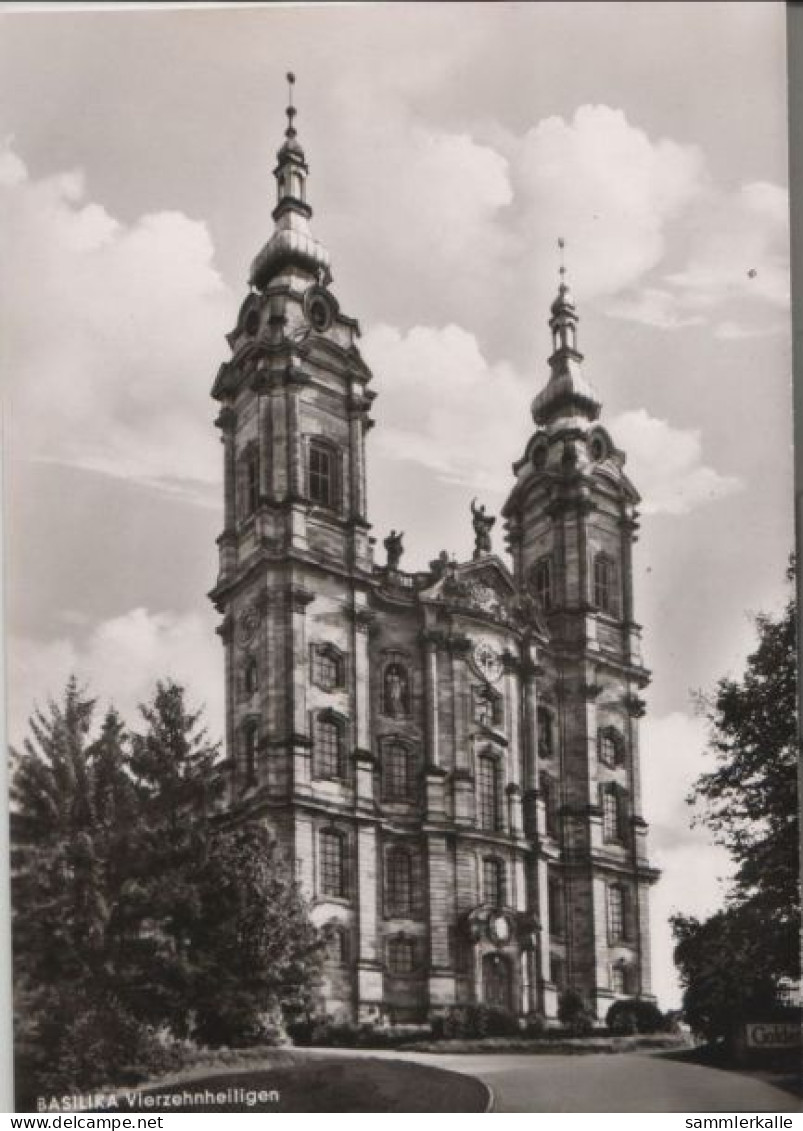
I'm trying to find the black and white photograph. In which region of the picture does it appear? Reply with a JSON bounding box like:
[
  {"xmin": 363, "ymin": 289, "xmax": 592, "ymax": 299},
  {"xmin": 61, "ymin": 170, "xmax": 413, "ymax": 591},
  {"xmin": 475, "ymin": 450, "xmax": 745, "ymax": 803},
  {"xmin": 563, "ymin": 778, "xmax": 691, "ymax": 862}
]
[{"xmin": 0, "ymin": 1, "xmax": 799, "ymax": 1115}]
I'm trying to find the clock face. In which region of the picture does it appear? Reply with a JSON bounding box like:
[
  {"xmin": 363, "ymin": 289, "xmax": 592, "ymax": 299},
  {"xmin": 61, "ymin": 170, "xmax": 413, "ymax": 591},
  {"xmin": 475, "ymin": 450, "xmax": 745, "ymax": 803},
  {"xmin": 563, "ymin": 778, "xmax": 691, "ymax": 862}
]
[{"xmin": 473, "ymin": 639, "xmax": 503, "ymax": 683}]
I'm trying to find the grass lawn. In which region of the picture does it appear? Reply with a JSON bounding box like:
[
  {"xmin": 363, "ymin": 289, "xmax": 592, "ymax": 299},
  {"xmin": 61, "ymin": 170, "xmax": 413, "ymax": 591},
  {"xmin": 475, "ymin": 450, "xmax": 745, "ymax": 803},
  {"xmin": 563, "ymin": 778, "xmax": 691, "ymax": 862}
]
[{"xmin": 108, "ymin": 1056, "xmax": 489, "ymax": 1113}]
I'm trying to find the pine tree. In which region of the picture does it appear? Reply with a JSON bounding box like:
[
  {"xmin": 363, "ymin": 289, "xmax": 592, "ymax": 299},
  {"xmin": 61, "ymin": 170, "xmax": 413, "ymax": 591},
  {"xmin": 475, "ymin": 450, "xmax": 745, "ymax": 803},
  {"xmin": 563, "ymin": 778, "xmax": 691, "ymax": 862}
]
[
  {"xmin": 11, "ymin": 677, "xmax": 109, "ymax": 983},
  {"xmin": 11, "ymin": 680, "xmax": 149, "ymax": 1101},
  {"xmin": 124, "ymin": 680, "xmax": 224, "ymax": 1033},
  {"xmin": 190, "ymin": 824, "xmax": 324, "ymax": 1046}
]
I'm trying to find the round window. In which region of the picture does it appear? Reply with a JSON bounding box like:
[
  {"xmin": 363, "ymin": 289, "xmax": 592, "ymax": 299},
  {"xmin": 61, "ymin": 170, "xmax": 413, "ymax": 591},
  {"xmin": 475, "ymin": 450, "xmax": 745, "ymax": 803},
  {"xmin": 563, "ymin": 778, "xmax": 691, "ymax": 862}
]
[
  {"xmin": 309, "ymin": 296, "xmax": 332, "ymax": 332},
  {"xmin": 590, "ymin": 434, "xmax": 606, "ymax": 462}
]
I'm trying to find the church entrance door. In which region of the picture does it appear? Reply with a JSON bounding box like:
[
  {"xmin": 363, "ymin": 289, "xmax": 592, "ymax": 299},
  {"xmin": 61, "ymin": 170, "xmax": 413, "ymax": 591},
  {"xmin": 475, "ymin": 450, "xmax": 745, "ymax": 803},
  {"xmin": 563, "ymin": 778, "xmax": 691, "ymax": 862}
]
[{"xmin": 482, "ymin": 952, "xmax": 512, "ymax": 1011}]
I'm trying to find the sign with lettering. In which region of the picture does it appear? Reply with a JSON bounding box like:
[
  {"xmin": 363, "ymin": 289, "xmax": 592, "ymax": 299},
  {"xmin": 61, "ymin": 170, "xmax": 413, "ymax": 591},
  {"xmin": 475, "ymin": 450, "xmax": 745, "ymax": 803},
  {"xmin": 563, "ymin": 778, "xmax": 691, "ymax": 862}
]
[{"xmin": 744, "ymin": 1023, "xmax": 801, "ymax": 1049}]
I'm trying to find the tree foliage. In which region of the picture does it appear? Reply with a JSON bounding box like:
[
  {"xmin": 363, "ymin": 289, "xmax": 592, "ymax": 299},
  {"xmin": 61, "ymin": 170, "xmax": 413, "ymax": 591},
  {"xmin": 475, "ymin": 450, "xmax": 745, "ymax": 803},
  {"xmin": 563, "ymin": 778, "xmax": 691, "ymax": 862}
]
[
  {"xmin": 190, "ymin": 824, "xmax": 323, "ymax": 1046},
  {"xmin": 689, "ymin": 567, "xmax": 799, "ymax": 974},
  {"xmin": 674, "ymin": 565, "xmax": 800, "ymax": 1043},
  {"xmin": 671, "ymin": 907, "xmax": 788, "ymax": 1047},
  {"xmin": 11, "ymin": 676, "xmax": 322, "ymax": 1098}
]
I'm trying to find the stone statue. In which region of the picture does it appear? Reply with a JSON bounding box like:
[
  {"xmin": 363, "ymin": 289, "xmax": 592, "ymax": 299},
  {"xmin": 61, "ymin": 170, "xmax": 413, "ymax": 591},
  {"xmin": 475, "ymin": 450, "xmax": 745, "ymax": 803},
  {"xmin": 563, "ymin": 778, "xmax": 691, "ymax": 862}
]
[
  {"xmin": 429, "ymin": 549, "xmax": 452, "ymax": 578},
  {"xmin": 471, "ymin": 498, "xmax": 496, "ymax": 558},
  {"xmin": 384, "ymin": 529, "xmax": 404, "ymax": 570},
  {"xmin": 384, "ymin": 663, "xmax": 409, "ymax": 717}
]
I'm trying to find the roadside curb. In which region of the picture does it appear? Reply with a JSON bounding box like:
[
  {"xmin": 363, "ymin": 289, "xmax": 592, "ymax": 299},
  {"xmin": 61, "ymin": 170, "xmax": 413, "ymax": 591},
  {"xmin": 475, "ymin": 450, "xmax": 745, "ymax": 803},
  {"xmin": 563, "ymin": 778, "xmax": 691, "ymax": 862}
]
[{"xmin": 483, "ymin": 1082, "xmax": 495, "ymax": 1113}]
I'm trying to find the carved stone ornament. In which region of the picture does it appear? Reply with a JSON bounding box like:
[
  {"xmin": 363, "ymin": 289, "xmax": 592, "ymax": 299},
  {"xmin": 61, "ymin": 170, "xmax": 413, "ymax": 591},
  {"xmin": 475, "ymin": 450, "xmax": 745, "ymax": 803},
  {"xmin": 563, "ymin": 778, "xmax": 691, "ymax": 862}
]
[
  {"xmin": 237, "ymin": 603, "xmax": 260, "ymax": 646},
  {"xmin": 467, "ymin": 580, "xmax": 499, "ymax": 613},
  {"xmin": 472, "ymin": 639, "xmax": 504, "ymax": 684},
  {"xmin": 488, "ymin": 913, "xmax": 512, "ymax": 946}
]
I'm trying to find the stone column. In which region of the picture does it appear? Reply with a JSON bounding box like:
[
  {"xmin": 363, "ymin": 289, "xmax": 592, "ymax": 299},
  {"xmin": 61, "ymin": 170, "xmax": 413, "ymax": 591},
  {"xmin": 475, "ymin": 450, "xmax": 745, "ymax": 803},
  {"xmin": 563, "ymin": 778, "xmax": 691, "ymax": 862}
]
[
  {"xmin": 352, "ymin": 606, "xmax": 376, "ymax": 812},
  {"xmin": 449, "ymin": 634, "xmax": 474, "ymax": 825},
  {"xmin": 215, "ymin": 614, "xmax": 236, "ymax": 801},
  {"xmin": 422, "ymin": 629, "xmax": 447, "ymax": 816},
  {"xmin": 288, "ymin": 584, "xmax": 314, "ymax": 792},
  {"xmin": 286, "ymin": 366, "xmax": 308, "ymax": 550},
  {"xmin": 215, "ymin": 406, "xmax": 237, "ymax": 580},
  {"xmin": 521, "ymin": 641, "xmax": 541, "ymax": 838},
  {"xmin": 356, "ymin": 821, "xmax": 384, "ymax": 1021},
  {"xmin": 426, "ymin": 833, "xmax": 456, "ymax": 1012},
  {"xmin": 257, "ymin": 381, "xmax": 272, "ymax": 500},
  {"xmin": 347, "ymin": 386, "xmax": 368, "ymax": 522}
]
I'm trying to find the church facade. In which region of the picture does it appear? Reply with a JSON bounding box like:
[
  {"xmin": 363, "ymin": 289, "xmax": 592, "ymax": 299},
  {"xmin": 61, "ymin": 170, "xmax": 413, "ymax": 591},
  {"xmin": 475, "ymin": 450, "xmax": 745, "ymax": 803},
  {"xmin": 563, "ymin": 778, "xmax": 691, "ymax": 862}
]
[{"xmin": 209, "ymin": 91, "xmax": 659, "ymax": 1024}]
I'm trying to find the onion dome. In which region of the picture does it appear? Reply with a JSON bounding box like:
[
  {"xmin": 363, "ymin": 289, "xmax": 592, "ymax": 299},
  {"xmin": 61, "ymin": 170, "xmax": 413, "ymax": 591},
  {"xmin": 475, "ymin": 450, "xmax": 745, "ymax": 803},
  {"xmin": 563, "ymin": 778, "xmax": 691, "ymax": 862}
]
[
  {"xmin": 532, "ymin": 241, "xmax": 601, "ymax": 426},
  {"xmin": 249, "ymin": 73, "xmax": 332, "ymax": 290}
]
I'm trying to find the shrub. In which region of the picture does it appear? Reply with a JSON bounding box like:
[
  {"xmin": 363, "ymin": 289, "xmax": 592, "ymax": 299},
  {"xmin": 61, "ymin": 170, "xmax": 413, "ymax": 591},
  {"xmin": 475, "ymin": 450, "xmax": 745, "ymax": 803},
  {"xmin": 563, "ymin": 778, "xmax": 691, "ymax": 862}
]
[
  {"xmin": 287, "ymin": 1016, "xmax": 427, "ymax": 1049},
  {"xmin": 606, "ymin": 998, "xmax": 667, "ymax": 1035},
  {"xmin": 567, "ymin": 1012, "xmax": 594, "ymax": 1038},
  {"xmin": 15, "ymin": 986, "xmax": 179, "ymax": 1108},
  {"xmin": 608, "ymin": 1007, "xmax": 638, "ymax": 1036},
  {"xmin": 430, "ymin": 1004, "xmax": 518, "ymax": 1040},
  {"xmin": 523, "ymin": 1012, "xmax": 549, "ymax": 1039},
  {"xmin": 557, "ymin": 988, "xmax": 587, "ymax": 1025}
]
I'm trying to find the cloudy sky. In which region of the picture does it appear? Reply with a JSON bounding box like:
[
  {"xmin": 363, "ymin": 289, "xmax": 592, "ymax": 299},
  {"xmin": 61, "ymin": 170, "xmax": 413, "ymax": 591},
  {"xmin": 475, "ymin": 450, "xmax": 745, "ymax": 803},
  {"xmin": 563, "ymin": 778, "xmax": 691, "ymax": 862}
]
[{"xmin": 0, "ymin": 2, "xmax": 793, "ymax": 1008}]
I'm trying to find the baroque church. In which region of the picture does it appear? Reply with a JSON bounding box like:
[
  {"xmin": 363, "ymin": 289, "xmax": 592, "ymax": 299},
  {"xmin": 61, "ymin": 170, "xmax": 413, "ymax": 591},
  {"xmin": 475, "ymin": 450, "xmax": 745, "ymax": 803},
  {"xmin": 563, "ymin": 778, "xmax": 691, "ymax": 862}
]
[{"xmin": 209, "ymin": 83, "xmax": 659, "ymax": 1024}]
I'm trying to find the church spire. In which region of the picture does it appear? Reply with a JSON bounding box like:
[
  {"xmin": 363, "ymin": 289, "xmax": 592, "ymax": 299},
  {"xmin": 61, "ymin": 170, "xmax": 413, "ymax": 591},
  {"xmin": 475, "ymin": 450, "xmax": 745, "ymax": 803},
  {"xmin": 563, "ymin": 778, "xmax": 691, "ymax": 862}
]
[
  {"xmin": 531, "ymin": 240, "xmax": 601, "ymax": 426},
  {"xmin": 249, "ymin": 72, "xmax": 331, "ymax": 291}
]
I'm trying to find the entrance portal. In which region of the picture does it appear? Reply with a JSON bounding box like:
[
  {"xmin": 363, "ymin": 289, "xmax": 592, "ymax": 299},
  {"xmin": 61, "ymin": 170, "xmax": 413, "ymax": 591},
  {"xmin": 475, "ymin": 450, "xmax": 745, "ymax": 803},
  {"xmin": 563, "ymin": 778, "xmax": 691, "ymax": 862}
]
[{"xmin": 482, "ymin": 951, "xmax": 512, "ymax": 1010}]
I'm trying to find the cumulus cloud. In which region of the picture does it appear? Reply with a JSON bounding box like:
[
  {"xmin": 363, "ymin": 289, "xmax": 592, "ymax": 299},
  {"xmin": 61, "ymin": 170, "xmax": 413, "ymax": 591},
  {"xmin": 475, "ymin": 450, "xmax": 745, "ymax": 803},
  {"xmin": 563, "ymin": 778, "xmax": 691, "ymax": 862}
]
[
  {"xmin": 363, "ymin": 322, "xmax": 530, "ymax": 492},
  {"xmin": 364, "ymin": 323, "xmax": 740, "ymax": 519},
  {"xmin": 612, "ymin": 408, "xmax": 742, "ymax": 516},
  {"xmin": 0, "ymin": 140, "xmax": 233, "ymax": 496},
  {"xmin": 609, "ymin": 181, "xmax": 790, "ymax": 335},
  {"xmin": 606, "ymin": 287, "xmax": 705, "ymax": 331},
  {"xmin": 667, "ymin": 182, "xmax": 790, "ymax": 310},
  {"xmin": 510, "ymin": 105, "xmax": 705, "ymax": 301},
  {"xmin": 9, "ymin": 607, "xmax": 224, "ymax": 747}
]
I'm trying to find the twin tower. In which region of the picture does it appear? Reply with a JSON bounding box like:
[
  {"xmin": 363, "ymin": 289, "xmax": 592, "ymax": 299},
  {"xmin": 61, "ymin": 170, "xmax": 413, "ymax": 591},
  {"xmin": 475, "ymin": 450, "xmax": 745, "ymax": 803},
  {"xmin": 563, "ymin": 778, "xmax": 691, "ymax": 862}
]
[{"xmin": 209, "ymin": 88, "xmax": 659, "ymax": 1024}]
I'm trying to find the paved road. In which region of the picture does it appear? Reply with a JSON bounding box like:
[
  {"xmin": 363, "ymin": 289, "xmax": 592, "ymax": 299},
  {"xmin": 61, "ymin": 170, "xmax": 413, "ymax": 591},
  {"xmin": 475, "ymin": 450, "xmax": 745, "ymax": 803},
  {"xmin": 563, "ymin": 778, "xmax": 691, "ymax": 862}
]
[{"xmin": 341, "ymin": 1049, "xmax": 800, "ymax": 1113}]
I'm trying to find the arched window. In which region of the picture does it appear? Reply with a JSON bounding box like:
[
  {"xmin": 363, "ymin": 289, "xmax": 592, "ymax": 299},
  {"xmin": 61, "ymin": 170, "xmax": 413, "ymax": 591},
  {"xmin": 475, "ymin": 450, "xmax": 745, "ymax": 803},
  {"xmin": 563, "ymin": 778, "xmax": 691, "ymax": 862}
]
[
  {"xmin": 326, "ymin": 925, "xmax": 349, "ymax": 965},
  {"xmin": 477, "ymin": 755, "xmax": 502, "ymax": 831},
  {"xmin": 537, "ymin": 707, "xmax": 555, "ymax": 758},
  {"xmin": 541, "ymin": 772, "xmax": 559, "ymax": 838},
  {"xmin": 385, "ymin": 846, "xmax": 414, "ymax": 917},
  {"xmin": 611, "ymin": 962, "xmax": 628, "ymax": 995},
  {"xmin": 482, "ymin": 857, "xmax": 506, "ymax": 907},
  {"xmin": 244, "ymin": 656, "xmax": 259, "ymax": 697},
  {"xmin": 315, "ymin": 714, "xmax": 345, "ymax": 780},
  {"xmin": 313, "ymin": 644, "xmax": 343, "ymax": 692},
  {"xmin": 602, "ymin": 786, "xmax": 623, "ymax": 843},
  {"xmin": 238, "ymin": 446, "xmax": 260, "ymax": 519},
  {"xmin": 548, "ymin": 874, "xmax": 564, "ymax": 937},
  {"xmin": 319, "ymin": 829, "xmax": 346, "ymax": 899},
  {"xmin": 242, "ymin": 720, "xmax": 259, "ymax": 784},
  {"xmin": 474, "ymin": 685, "xmax": 502, "ymax": 728},
  {"xmin": 607, "ymin": 883, "xmax": 628, "ymax": 942},
  {"xmin": 309, "ymin": 439, "xmax": 338, "ymax": 509},
  {"xmin": 383, "ymin": 742, "xmax": 415, "ymax": 801},
  {"xmin": 534, "ymin": 555, "xmax": 554, "ymax": 612},
  {"xmin": 593, "ymin": 553, "xmax": 619, "ymax": 616},
  {"xmin": 598, "ymin": 726, "xmax": 624, "ymax": 768},
  {"xmin": 387, "ymin": 936, "xmax": 416, "ymax": 975},
  {"xmin": 382, "ymin": 661, "xmax": 410, "ymax": 718}
]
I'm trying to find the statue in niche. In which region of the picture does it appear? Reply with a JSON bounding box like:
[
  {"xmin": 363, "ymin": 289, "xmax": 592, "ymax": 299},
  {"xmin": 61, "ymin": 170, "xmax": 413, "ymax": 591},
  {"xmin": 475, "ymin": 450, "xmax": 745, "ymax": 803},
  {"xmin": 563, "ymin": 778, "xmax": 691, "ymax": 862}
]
[
  {"xmin": 471, "ymin": 498, "xmax": 496, "ymax": 558},
  {"xmin": 384, "ymin": 662, "xmax": 410, "ymax": 718},
  {"xmin": 384, "ymin": 529, "xmax": 404, "ymax": 570}
]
